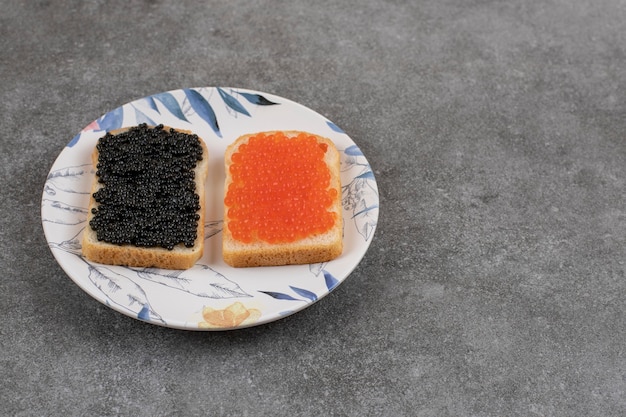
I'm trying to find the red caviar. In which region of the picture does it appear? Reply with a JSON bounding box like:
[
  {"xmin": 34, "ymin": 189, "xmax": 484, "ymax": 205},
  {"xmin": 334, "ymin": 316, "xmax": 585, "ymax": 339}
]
[{"xmin": 225, "ymin": 132, "xmax": 337, "ymax": 244}]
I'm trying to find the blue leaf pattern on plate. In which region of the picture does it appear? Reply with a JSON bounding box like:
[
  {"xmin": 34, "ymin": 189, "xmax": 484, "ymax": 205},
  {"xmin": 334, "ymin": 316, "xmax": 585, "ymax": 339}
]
[
  {"xmin": 183, "ymin": 88, "xmax": 221, "ymax": 136},
  {"xmin": 67, "ymin": 133, "xmax": 82, "ymax": 148},
  {"xmin": 323, "ymin": 270, "xmax": 339, "ymax": 291},
  {"xmin": 309, "ymin": 262, "xmax": 326, "ymax": 277},
  {"xmin": 352, "ymin": 202, "xmax": 379, "ymax": 219},
  {"xmin": 259, "ymin": 266, "xmax": 338, "ymax": 310},
  {"xmin": 344, "ymin": 145, "xmax": 363, "ymax": 156},
  {"xmin": 152, "ymin": 92, "xmax": 188, "ymax": 122},
  {"xmin": 134, "ymin": 265, "xmax": 252, "ymax": 298},
  {"xmin": 327, "ymin": 120, "xmax": 345, "ymax": 134},
  {"xmin": 354, "ymin": 171, "xmax": 376, "ymax": 180},
  {"xmin": 342, "ymin": 146, "xmax": 379, "ymax": 241},
  {"xmin": 217, "ymin": 87, "xmax": 251, "ymax": 117},
  {"xmin": 87, "ymin": 264, "xmax": 165, "ymax": 324},
  {"xmin": 145, "ymin": 96, "xmax": 159, "ymax": 113},
  {"xmin": 46, "ymin": 164, "xmax": 92, "ymax": 194},
  {"xmin": 97, "ymin": 106, "xmax": 123, "ymax": 132},
  {"xmin": 344, "ymin": 181, "xmax": 378, "ymax": 241},
  {"xmin": 238, "ymin": 92, "xmax": 279, "ymax": 106},
  {"xmin": 41, "ymin": 200, "xmax": 88, "ymax": 225},
  {"xmin": 46, "ymin": 229, "xmax": 83, "ymax": 255},
  {"xmin": 133, "ymin": 106, "xmax": 156, "ymax": 126},
  {"xmin": 137, "ymin": 304, "xmax": 151, "ymax": 321},
  {"xmin": 260, "ymin": 291, "xmax": 301, "ymax": 301},
  {"xmin": 290, "ymin": 286, "xmax": 318, "ymax": 301}
]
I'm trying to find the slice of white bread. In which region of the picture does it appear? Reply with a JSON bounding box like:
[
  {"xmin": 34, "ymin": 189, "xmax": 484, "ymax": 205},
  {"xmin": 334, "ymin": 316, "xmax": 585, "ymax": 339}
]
[
  {"xmin": 82, "ymin": 125, "xmax": 209, "ymax": 270},
  {"xmin": 223, "ymin": 131, "xmax": 342, "ymax": 267}
]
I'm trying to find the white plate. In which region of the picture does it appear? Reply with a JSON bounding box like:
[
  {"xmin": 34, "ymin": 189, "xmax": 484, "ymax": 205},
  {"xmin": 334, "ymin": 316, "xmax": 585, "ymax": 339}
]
[{"xmin": 41, "ymin": 87, "xmax": 379, "ymax": 330}]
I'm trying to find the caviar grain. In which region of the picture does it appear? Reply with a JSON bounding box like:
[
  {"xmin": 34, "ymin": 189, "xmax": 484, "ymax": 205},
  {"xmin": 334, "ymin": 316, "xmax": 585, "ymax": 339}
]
[{"xmin": 89, "ymin": 124, "xmax": 203, "ymax": 250}]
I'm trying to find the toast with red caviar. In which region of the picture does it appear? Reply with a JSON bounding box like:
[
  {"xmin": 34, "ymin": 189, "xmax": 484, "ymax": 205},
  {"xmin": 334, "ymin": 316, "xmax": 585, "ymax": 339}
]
[
  {"xmin": 222, "ymin": 131, "xmax": 343, "ymax": 267},
  {"xmin": 82, "ymin": 124, "xmax": 209, "ymax": 270}
]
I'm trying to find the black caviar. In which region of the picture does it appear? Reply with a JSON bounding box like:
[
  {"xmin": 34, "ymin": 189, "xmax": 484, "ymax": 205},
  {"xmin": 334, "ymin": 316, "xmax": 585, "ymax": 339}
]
[{"xmin": 89, "ymin": 124, "xmax": 204, "ymax": 250}]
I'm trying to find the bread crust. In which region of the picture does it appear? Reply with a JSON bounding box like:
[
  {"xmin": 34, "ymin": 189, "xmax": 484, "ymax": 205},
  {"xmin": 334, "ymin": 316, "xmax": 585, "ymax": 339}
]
[
  {"xmin": 222, "ymin": 131, "xmax": 343, "ymax": 267},
  {"xmin": 81, "ymin": 126, "xmax": 209, "ymax": 270}
]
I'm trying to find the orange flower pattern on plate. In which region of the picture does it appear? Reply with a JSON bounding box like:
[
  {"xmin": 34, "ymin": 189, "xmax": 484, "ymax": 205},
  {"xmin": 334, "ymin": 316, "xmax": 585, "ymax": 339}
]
[{"xmin": 198, "ymin": 302, "xmax": 262, "ymax": 329}]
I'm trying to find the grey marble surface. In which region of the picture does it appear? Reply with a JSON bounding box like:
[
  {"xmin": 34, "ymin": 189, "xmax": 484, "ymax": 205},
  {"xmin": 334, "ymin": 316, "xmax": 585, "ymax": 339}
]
[{"xmin": 2, "ymin": 1, "xmax": 625, "ymax": 416}]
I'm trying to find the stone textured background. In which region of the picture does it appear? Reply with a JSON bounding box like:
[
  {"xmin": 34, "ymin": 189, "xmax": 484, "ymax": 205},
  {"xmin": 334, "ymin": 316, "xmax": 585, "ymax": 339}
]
[{"xmin": 1, "ymin": 1, "xmax": 624, "ymax": 416}]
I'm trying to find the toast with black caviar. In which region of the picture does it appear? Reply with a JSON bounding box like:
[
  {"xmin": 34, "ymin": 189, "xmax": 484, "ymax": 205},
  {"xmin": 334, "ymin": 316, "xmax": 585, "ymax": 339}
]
[
  {"xmin": 81, "ymin": 124, "xmax": 209, "ymax": 269},
  {"xmin": 223, "ymin": 131, "xmax": 342, "ymax": 267}
]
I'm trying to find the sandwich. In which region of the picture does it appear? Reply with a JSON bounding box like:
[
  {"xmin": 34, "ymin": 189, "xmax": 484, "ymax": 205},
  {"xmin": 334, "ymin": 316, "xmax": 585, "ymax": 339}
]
[
  {"xmin": 81, "ymin": 124, "xmax": 208, "ymax": 269},
  {"xmin": 223, "ymin": 131, "xmax": 342, "ymax": 267}
]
